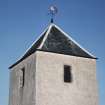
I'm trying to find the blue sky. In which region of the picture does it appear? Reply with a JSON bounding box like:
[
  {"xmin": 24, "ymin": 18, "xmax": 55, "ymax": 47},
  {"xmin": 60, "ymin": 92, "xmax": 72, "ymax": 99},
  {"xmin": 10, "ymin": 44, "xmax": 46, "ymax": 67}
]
[{"xmin": 0, "ymin": 0, "xmax": 105, "ymax": 105}]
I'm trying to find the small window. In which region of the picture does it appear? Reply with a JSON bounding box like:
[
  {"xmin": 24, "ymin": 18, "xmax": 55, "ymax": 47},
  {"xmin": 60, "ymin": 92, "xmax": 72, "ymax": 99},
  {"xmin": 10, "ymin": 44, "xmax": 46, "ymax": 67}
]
[
  {"xmin": 64, "ymin": 65, "xmax": 72, "ymax": 83},
  {"xmin": 19, "ymin": 68, "xmax": 25, "ymax": 88}
]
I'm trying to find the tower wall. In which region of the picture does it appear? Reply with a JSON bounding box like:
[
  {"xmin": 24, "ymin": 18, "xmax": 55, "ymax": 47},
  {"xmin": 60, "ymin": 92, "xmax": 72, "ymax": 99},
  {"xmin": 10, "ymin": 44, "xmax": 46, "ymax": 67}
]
[
  {"xmin": 9, "ymin": 51, "xmax": 98, "ymax": 105},
  {"xmin": 9, "ymin": 54, "xmax": 36, "ymax": 105},
  {"xmin": 35, "ymin": 51, "xmax": 98, "ymax": 105}
]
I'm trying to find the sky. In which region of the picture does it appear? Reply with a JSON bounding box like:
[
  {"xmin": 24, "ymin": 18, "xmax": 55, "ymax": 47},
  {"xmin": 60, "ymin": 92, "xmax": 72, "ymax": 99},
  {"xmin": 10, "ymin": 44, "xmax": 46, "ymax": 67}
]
[{"xmin": 0, "ymin": 0, "xmax": 105, "ymax": 105}]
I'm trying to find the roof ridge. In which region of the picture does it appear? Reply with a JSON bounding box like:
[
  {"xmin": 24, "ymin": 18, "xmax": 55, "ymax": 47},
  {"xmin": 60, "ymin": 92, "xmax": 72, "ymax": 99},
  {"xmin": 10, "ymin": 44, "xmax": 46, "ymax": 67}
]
[
  {"xmin": 38, "ymin": 23, "xmax": 54, "ymax": 49},
  {"xmin": 10, "ymin": 24, "xmax": 50, "ymax": 67},
  {"xmin": 52, "ymin": 24, "xmax": 96, "ymax": 58}
]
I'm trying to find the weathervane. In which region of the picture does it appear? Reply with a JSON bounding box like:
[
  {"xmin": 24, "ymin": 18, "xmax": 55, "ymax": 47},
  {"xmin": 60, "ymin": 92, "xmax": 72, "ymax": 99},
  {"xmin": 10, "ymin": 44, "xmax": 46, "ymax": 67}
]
[{"xmin": 49, "ymin": 5, "xmax": 58, "ymax": 23}]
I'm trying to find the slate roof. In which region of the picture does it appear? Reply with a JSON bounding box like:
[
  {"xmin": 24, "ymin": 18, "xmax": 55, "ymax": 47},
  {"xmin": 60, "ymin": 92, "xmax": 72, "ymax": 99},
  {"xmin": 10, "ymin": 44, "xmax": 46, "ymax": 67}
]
[{"xmin": 9, "ymin": 23, "xmax": 96, "ymax": 69}]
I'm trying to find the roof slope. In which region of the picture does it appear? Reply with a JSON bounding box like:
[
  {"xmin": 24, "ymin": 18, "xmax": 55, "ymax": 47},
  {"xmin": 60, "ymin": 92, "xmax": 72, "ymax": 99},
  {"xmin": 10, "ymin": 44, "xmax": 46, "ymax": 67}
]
[{"xmin": 9, "ymin": 23, "xmax": 96, "ymax": 69}]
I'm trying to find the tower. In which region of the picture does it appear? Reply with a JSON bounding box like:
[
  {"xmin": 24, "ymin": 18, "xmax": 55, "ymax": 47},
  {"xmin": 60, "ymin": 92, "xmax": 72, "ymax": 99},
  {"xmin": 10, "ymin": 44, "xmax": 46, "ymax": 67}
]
[{"xmin": 9, "ymin": 23, "xmax": 98, "ymax": 105}]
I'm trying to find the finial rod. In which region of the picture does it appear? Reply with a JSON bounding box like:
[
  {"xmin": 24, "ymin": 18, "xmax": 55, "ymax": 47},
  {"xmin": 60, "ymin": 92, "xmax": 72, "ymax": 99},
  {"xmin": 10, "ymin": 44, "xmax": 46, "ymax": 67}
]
[{"xmin": 51, "ymin": 18, "xmax": 54, "ymax": 23}]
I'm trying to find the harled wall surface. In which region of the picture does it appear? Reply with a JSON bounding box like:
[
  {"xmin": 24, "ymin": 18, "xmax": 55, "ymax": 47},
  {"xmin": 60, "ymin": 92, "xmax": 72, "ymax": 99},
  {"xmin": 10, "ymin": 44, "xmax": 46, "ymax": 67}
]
[
  {"xmin": 35, "ymin": 51, "xmax": 98, "ymax": 105},
  {"xmin": 9, "ymin": 54, "xmax": 36, "ymax": 105},
  {"xmin": 9, "ymin": 51, "xmax": 98, "ymax": 105}
]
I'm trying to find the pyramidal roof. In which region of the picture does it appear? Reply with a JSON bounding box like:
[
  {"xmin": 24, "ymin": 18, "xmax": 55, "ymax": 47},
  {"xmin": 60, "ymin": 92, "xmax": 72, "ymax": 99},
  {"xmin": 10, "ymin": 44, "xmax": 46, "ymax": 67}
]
[{"xmin": 9, "ymin": 23, "xmax": 96, "ymax": 69}]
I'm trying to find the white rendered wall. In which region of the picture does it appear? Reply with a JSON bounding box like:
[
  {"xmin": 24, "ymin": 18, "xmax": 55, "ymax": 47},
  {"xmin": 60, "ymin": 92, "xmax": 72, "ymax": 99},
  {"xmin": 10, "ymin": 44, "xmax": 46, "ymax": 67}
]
[{"xmin": 35, "ymin": 51, "xmax": 98, "ymax": 105}]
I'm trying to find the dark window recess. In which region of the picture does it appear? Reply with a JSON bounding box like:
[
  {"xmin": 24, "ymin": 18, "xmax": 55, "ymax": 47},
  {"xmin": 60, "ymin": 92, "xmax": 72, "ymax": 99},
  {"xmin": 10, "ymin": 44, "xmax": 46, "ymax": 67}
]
[
  {"xmin": 22, "ymin": 68, "xmax": 25, "ymax": 87},
  {"xmin": 64, "ymin": 65, "xmax": 72, "ymax": 83},
  {"xmin": 19, "ymin": 68, "xmax": 25, "ymax": 88}
]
